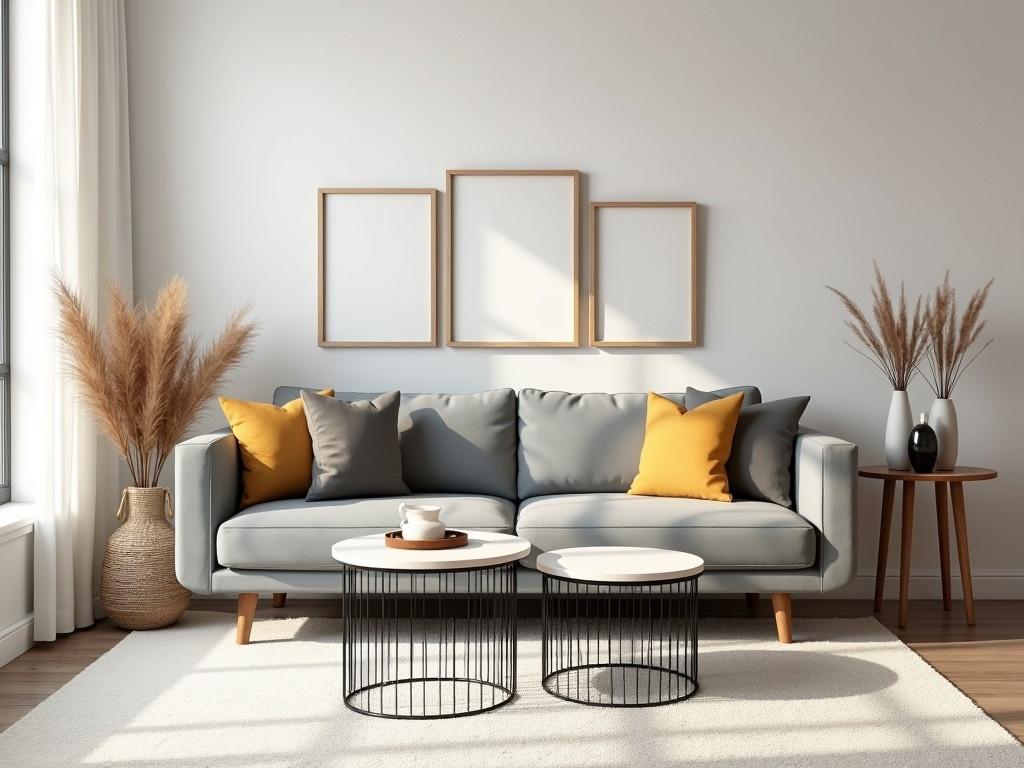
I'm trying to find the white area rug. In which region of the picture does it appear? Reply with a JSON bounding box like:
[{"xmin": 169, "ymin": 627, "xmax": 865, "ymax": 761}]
[{"xmin": 0, "ymin": 611, "xmax": 1020, "ymax": 767}]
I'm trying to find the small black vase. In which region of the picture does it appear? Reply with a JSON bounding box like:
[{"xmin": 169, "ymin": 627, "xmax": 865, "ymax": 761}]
[{"xmin": 908, "ymin": 414, "xmax": 938, "ymax": 473}]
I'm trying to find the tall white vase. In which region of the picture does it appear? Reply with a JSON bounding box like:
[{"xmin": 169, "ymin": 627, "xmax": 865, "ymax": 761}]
[
  {"xmin": 929, "ymin": 398, "xmax": 959, "ymax": 471},
  {"xmin": 885, "ymin": 390, "xmax": 913, "ymax": 470}
]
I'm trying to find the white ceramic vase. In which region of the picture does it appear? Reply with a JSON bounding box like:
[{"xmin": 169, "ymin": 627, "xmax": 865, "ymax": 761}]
[
  {"xmin": 929, "ymin": 398, "xmax": 958, "ymax": 471},
  {"xmin": 885, "ymin": 390, "xmax": 913, "ymax": 470}
]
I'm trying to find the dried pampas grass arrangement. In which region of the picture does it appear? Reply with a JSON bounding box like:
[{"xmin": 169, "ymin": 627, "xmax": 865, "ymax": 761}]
[
  {"xmin": 827, "ymin": 263, "xmax": 930, "ymax": 391},
  {"xmin": 55, "ymin": 275, "xmax": 257, "ymax": 488},
  {"xmin": 920, "ymin": 272, "xmax": 994, "ymax": 399}
]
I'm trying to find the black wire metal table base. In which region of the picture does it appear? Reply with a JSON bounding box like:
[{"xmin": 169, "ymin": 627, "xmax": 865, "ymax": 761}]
[
  {"xmin": 541, "ymin": 574, "xmax": 699, "ymax": 707},
  {"xmin": 342, "ymin": 562, "xmax": 517, "ymax": 719}
]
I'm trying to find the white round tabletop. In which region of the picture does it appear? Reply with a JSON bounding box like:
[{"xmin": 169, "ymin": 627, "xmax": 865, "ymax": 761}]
[
  {"xmin": 536, "ymin": 546, "xmax": 705, "ymax": 583},
  {"xmin": 332, "ymin": 530, "xmax": 531, "ymax": 571}
]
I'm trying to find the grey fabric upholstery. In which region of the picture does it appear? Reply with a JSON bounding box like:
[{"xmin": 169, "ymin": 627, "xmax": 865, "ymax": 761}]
[
  {"xmin": 515, "ymin": 493, "xmax": 816, "ymax": 570},
  {"xmin": 513, "ymin": 567, "xmax": 828, "ymax": 596},
  {"xmin": 685, "ymin": 388, "xmax": 810, "ymax": 507},
  {"xmin": 207, "ymin": 565, "xmax": 829, "ymax": 596},
  {"xmin": 216, "ymin": 494, "xmax": 515, "ymax": 570},
  {"xmin": 302, "ymin": 390, "xmax": 409, "ymax": 500},
  {"xmin": 517, "ymin": 387, "xmax": 761, "ymax": 498},
  {"xmin": 793, "ymin": 428, "xmax": 858, "ymax": 591},
  {"xmin": 174, "ymin": 429, "xmax": 240, "ymax": 594},
  {"xmin": 173, "ymin": 388, "xmax": 858, "ymax": 598},
  {"xmin": 275, "ymin": 387, "xmax": 517, "ymax": 500},
  {"xmin": 209, "ymin": 568, "xmax": 499, "ymax": 595}
]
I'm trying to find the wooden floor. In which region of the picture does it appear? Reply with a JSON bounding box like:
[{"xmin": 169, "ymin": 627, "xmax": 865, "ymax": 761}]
[{"xmin": 1, "ymin": 598, "xmax": 1022, "ymax": 743}]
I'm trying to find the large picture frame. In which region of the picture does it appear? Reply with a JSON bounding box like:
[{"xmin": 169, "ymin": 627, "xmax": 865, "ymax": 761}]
[
  {"xmin": 317, "ymin": 187, "xmax": 437, "ymax": 347},
  {"xmin": 445, "ymin": 170, "xmax": 580, "ymax": 348},
  {"xmin": 588, "ymin": 201, "xmax": 698, "ymax": 348}
]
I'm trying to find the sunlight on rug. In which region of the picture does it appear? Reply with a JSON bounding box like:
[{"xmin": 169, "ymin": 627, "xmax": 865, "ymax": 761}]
[{"xmin": 0, "ymin": 612, "xmax": 1020, "ymax": 767}]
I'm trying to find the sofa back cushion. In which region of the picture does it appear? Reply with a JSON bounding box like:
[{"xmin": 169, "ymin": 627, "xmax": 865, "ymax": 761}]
[
  {"xmin": 274, "ymin": 387, "xmax": 517, "ymax": 500},
  {"xmin": 517, "ymin": 387, "xmax": 761, "ymax": 498}
]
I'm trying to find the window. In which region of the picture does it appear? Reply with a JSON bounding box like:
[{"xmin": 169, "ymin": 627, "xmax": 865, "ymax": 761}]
[{"xmin": 0, "ymin": 0, "xmax": 9, "ymax": 503}]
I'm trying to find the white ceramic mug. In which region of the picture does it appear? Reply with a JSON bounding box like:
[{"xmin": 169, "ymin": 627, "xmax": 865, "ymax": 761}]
[{"xmin": 398, "ymin": 503, "xmax": 445, "ymax": 541}]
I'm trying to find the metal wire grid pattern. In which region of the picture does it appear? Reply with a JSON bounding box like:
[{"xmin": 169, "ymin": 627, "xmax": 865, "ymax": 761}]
[
  {"xmin": 541, "ymin": 574, "xmax": 699, "ymax": 706},
  {"xmin": 341, "ymin": 562, "xmax": 517, "ymax": 719}
]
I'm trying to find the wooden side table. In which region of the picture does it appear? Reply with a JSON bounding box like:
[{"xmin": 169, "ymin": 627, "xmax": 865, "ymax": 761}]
[{"xmin": 859, "ymin": 465, "xmax": 997, "ymax": 628}]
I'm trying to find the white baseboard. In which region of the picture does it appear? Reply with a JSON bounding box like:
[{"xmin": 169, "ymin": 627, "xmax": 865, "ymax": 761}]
[{"xmin": 0, "ymin": 614, "xmax": 34, "ymax": 667}]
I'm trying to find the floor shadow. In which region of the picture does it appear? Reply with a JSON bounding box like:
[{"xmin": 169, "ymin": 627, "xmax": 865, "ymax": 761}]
[{"xmin": 698, "ymin": 649, "xmax": 898, "ymax": 700}]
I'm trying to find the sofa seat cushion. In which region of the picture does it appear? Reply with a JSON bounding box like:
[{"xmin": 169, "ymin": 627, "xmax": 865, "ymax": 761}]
[
  {"xmin": 515, "ymin": 493, "xmax": 816, "ymax": 570},
  {"xmin": 217, "ymin": 494, "xmax": 515, "ymax": 570}
]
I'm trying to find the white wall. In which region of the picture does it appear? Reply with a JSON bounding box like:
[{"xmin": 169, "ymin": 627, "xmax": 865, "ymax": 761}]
[{"xmin": 125, "ymin": 0, "xmax": 1024, "ymax": 598}]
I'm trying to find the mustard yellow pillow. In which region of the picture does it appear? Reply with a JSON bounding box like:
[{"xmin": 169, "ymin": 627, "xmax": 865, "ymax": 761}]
[
  {"xmin": 219, "ymin": 389, "xmax": 334, "ymax": 508},
  {"xmin": 628, "ymin": 391, "xmax": 744, "ymax": 501}
]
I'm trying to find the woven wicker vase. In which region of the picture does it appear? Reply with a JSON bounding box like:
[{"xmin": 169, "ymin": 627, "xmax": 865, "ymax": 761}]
[{"xmin": 100, "ymin": 487, "xmax": 191, "ymax": 630}]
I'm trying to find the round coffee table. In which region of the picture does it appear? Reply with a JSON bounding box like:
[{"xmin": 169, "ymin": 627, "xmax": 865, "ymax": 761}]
[
  {"xmin": 536, "ymin": 546, "xmax": 704, "ymax": 707},
  {"xmin": 332, "ymin": 530, "xmax": 530, "ymax": 719}
]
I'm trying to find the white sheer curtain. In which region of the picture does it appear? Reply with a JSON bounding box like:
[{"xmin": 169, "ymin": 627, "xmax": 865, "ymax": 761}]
[{"xmin": 31, "ymin": 0, "xmax": 133, "ymax": 641}]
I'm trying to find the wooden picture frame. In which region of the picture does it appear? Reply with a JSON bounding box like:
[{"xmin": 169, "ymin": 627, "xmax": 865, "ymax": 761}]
[
  {"xmin": 588, "ymin": 201, "xmax": 698, "ymax": 348},
  {"xmin": 445, "ymin": 170, "xmax": 580, "ymax": 348},
  {"xmin": 317, "ymin": 187, "xmax": 437, "ymax": 347}
]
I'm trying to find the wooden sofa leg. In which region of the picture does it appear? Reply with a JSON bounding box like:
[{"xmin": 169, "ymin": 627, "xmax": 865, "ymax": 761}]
[
  {"xmin": 744, "ymin": 592, "xmax": 760, "ymax": 609},
  {"xmin": 236, "ymin": 593, "xmax": 259, "ymax": 645},
  {"xmin": 771, "ymin": 592, "xmax": 793, "ymax": 644},
  {"xmin": 272, "ymin": 592, "xmax": 287, "ymax": 608}
]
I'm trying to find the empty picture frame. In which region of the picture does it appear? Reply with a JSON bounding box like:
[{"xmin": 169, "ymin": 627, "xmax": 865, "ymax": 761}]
[
  {"xmin": 446, "ymin": 170, "xmax": 580, "ymax": 347},
  {"xmin": 589, "ymin": 201, "xmax": 698, "ymax": 347},
  {"xmin": 317, "ymin": 188, "xmax": 437, "ymax": 347}
]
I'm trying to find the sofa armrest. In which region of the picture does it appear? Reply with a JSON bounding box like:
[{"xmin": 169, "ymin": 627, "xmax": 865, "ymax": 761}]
[
  {"xmin": 793, "ymin": 428, "xmax": 858, "ymax": 592},
  {"xmin": 174, "ymin": 429, "xmax": 239, "ymax": 594}
]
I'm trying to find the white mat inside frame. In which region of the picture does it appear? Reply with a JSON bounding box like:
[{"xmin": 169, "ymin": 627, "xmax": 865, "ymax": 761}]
[{"xmin": 0, "ymin": 612, "xmax": 1020, "ymax": 768}]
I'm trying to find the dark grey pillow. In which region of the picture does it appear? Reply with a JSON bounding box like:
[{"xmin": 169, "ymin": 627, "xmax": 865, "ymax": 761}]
[
  {"xmin": 301, "ymin": 390, "xmax": 409, "ymax": 501},
  {"xmin": 685, "ymin": 388, "xmax": 810, "ymax": 507}
]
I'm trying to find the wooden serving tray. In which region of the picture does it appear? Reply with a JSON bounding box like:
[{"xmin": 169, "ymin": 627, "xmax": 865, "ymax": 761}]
[{"xmin": 384, "ymin": 530, "xmax": 469, "ymax": 550}]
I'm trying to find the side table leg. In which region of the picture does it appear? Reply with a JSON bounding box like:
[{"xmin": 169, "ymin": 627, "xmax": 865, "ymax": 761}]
[
  {"xmin": 874, "ymin": 479, "xmax": 896, "ymax": 612},
  {"xmin": 950, "ymin": 482, "xmax": 976, "ymax": 626},
  {"xmin": 935, "ymin": 483, "xmax": 952, "ymax": 611},
  {"xmin": 898, "ymin": 481, "xmax": 915, "ymax": 629}
]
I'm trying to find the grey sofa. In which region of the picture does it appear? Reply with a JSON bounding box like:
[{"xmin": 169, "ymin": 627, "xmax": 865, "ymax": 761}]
[{"xmin": 175, "ymin": 386, "xmax": 857, "ymax": 644}]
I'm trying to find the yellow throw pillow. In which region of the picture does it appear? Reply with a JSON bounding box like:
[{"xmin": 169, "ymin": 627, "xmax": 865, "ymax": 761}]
[
  {"xmin": 628, "ymin": 391, "xmax": 744, "ymax": 502},
  {"xmin": 219, "ymin": 389, "xmax": 334, "ymax": 508}
]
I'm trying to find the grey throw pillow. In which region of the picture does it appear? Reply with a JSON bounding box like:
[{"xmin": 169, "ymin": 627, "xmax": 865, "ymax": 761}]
[
  {"xmin": 301, "ymin": 390, "xmax": 409, "ymax": 501},
  {"xmin": 685, "ymin": 388, "xmax": 810, "ymax": 507}
]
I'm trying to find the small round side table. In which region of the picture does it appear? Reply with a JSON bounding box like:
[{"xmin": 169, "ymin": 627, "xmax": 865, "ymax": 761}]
[
  {"xmin": 859, "ymin": 465, "xmax": 997, "ymax": 628},
  {"xmin": 537, "ymin": 546, "xmax": 704, "ymax": 707},
  {"xmin": 332, "ymin": 531, "xmax": 531, "ymax": 719}
]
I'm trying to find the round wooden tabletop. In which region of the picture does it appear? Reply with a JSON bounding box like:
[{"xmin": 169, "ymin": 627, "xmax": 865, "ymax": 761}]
[{"xmin": 858, "ymin": 465, "xmax": 997, "ymax": 482}]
